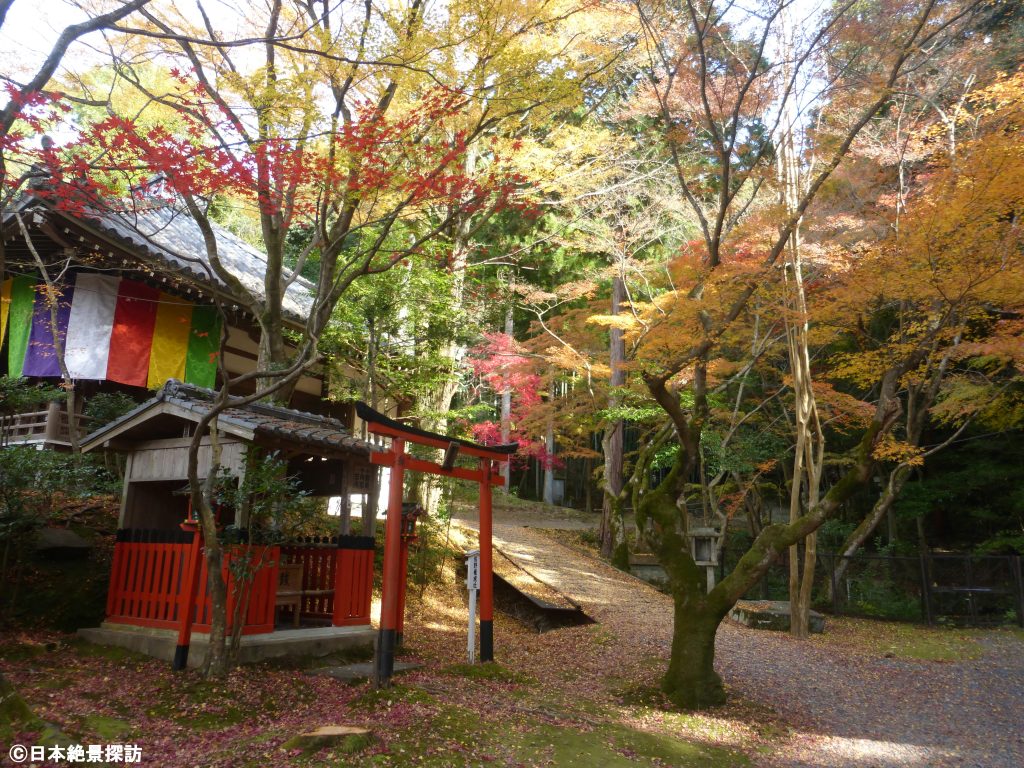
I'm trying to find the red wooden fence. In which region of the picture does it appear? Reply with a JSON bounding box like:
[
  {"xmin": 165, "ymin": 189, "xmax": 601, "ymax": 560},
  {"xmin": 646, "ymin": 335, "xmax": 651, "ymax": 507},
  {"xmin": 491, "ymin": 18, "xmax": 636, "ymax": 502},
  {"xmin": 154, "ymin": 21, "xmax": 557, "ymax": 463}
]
[
  {"xmin": 193, "ymin": 546, "xmax": 277, "ymax": 634},
  {"xmin": 106, "ymin": 539, "xmax": 189, "ymax": 628},
  {"xmin": 334, "ymin": 547, "xmax": 374, "ymax": 626},
  {"xmin": 106, "ymin": 537, "xmax": 276, "ymax": 635},
  {"xmin": 106, "ymin": 532, "xmax": 374, "ymax": 633}
]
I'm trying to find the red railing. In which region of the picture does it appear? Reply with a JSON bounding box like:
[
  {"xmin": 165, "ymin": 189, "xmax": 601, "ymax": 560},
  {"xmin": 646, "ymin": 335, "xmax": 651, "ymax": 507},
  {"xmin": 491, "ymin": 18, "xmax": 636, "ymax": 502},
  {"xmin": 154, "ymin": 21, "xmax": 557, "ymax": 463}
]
[
  {"xmin": 106, "ymin": 538, "xmax": 189, "ymax": 627},
  {"xmin": 106, "ymin": 532, "xmax": 374, "ymax": 633},
  {"xmin": 280, "ymin": 537, "xmax": 374, "ymax": 626},
  {"xmin": 334, "ymin": 546, "xmax": 374, "ymax": 626},
  {"xmin": 194, "ymin": 546, "xmax": 277, "ymax": 634},
  {"xmin": 106, "ymin": 534, "xmax": 276, "ymax": 635}
]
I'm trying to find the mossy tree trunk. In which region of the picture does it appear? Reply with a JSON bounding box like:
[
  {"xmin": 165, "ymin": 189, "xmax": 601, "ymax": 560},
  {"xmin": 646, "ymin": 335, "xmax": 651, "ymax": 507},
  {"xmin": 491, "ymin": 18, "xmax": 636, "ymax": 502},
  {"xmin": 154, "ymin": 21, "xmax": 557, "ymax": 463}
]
[
  {"xmin": 638, "ymin": 369, "xmax": 905, "ymax": 709},
  {"xmin": 601, "ymin": 273, "xmax": 627, "ymax": 564},
  {"xmin": 0, "ymin": 671, "xmax": 34, "ymax": 726},
  {"xmin": 188, "ymin": 406, "xmax": 230, "ymax": 678}
]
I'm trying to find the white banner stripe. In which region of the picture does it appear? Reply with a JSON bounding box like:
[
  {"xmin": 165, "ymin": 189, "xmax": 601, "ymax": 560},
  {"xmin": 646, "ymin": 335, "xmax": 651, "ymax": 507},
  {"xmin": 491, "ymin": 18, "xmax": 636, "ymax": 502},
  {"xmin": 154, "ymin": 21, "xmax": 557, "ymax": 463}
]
[{"xmin": 65, "ymin": 274, "xmax": 119, "ymax": 379}]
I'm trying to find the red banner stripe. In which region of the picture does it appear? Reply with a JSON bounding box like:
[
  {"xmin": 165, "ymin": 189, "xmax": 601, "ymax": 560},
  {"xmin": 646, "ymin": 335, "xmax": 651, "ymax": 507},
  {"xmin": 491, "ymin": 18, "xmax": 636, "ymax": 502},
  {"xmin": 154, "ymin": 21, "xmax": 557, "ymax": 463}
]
[{"xmin": 106, "ymin": 280, "xmax": 160, "ymax": 386}]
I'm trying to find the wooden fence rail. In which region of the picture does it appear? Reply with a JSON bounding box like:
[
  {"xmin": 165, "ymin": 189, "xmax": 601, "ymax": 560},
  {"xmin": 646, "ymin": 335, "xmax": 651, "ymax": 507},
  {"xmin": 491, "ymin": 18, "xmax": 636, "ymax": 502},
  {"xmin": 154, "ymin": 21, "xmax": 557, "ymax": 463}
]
[
  {"xmin": 106, "ymin": 537, "xmax": 276, "ymax": 635},
  {"xmin": 106, "ymin": 532, "xmax": 374, "ymax": 633}
]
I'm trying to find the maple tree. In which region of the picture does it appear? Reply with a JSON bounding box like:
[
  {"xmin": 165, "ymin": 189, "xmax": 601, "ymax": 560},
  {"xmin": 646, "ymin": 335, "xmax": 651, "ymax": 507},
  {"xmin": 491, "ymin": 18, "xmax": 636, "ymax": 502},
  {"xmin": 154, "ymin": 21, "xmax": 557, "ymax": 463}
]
[
  {"xmin": 586, "ymin": 0, "xmax": 988, "ymax": 708},
  {"xmin": 818, "ymin": 71, "xmax": 1024, "ymax": 580},
  {"xmin": 389, "ymin": 2, "xmax": 630, "ymax": 512},
  {"xmin": 0, "ymin": 0, "xmax": 155, "ymax": 715}
]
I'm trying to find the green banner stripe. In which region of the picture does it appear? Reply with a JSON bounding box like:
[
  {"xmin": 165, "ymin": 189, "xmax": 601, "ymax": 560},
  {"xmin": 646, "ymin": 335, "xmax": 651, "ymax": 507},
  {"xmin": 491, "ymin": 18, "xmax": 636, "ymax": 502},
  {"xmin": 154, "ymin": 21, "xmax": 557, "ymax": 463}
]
[
  {"xmin": 7, "ymin": 277, "xmax": 36, "ymax": 378},
  {"xmin": 184, "ymin": 306, "xmax": 222, "ymax": 389}
]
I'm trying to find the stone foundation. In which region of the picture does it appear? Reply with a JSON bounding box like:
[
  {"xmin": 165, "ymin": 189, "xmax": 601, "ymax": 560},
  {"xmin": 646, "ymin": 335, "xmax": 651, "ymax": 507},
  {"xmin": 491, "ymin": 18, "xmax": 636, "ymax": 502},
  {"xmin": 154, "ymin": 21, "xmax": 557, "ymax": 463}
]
[
  {"xmin": 728, "ymin": 600, "xmax": 825, "ymax": 633},
  {"xmin": 78, "ymin": 622, "xmax": 375, "ymax": 667}
]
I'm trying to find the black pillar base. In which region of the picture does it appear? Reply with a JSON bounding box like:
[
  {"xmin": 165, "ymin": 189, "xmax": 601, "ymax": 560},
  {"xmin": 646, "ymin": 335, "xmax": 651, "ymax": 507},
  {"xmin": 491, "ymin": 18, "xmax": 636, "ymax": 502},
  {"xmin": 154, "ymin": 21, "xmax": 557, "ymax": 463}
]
[
  {"xmin": 480, "ymin": 619, "xmax": 493, "ymax": 662},
  {"xmin": 172, "ymin": 644, "xmax": 189, "ymax": 671},
  {"xmin": 376, "ymin": 628, "xmax": 396, "ymax": 686},
  {"xmin": 396, "ymin": 631, "xmax": 403, "ymax": 647}
]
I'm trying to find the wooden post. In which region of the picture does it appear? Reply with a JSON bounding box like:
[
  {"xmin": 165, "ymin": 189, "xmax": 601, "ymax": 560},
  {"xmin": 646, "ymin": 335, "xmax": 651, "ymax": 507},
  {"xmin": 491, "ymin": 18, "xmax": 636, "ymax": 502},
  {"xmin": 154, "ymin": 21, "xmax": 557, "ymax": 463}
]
[
  {"xmin": 173, "ymin": 522, "xmax": 203, "ymax": 671},
  {"xmin": 44, "ymin": 400, "xmax": 62, "ymax": 443},
  {"xmin": 376, "ymin": 438, "xmax": 405, "ymax": 686},
  {"xmin": 1011, "ymin": 555, "xmax": 1024, "ymax": 629},
  {"xmin": 479, "ymin": 458, "xmax": 494, "ymax": 662},
  {"xmin": 920, "ymin": 552, "xmax": 933, "ymax": 626}
]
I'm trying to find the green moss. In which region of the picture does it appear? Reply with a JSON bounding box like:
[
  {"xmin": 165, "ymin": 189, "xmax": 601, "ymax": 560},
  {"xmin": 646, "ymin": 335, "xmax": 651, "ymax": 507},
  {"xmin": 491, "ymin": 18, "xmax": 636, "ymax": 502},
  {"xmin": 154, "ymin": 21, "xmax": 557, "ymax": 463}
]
[
  {"xmin": 824, "ymin": 620, "xmax": 987, "ymax": 662},
  {"xmin": 614, "ymin": 682, "xmax": 666, "ymax": 708},
  {"xmin": 348, "ymin": 684, "xmax": 434, "ymax": 712},
  {"xmin": 82, "ymin": 714, "xmax": 134, "ymax": 740},
  {"xmin": 68, "ymin": 638, "xmax": 149, "ymax": 663},
  {"xmin": 143, "ymin": 679, "xmax": 254, "ymax": 729},
  {"xmin": 1, "ymin": 674, "xmax": 37, "ymax": 728},
  {"xmin": 38, "ymin": 722, "xmax": 74, "ymax": 749},
  {"xmin": 518, "ymin": 722, "xmax": 747, "ymax": 767},
  {"xmin": 37, "ymin": 676, "xmax": 72, "ymax": 691},
  {"xmin": 0, "ymin": 642, "xmax": 47, "ymax": 662},
  {"xmin": 589, "ymin": 626, "xmax": 618, "ymax": 647},
  {"xmin": 611, "ymin": 540, "xmax": 631, "ymax": 571},
  {"xmin": 330, "ymin": 699, "xmax": 747, "ymax": 767},
  {"xmin": 441, "ymin": 662, "xmax": 533, "ymax": 684}
]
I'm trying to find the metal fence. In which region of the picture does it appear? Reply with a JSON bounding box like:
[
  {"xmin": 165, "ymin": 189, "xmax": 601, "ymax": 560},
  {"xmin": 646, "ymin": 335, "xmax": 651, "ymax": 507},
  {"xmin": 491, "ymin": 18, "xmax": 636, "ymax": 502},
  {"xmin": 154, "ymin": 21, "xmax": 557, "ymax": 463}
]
[{"xmin": 720, "ymin": 548, "xmax": 1024, "ymax": 628}]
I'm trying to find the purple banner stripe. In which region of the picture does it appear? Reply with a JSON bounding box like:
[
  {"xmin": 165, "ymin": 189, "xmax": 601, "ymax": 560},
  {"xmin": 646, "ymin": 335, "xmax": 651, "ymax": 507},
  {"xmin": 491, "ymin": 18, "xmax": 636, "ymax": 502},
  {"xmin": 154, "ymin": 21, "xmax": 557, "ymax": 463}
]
[{"xmin": 22, "ymin": 283, "xmax": 75, "ymax": 378}]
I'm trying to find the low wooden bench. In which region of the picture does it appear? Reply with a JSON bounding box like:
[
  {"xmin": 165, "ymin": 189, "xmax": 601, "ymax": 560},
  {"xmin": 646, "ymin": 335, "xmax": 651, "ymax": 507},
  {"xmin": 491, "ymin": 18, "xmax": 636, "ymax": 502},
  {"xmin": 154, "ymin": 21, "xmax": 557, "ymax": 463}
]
[
  {"xmin": 275, "ymin": 563, "xmax": 304, "ymax": 628},
  {"xmin": 275, "ymin": 563, "xmax": 337, "ymax": 628}
]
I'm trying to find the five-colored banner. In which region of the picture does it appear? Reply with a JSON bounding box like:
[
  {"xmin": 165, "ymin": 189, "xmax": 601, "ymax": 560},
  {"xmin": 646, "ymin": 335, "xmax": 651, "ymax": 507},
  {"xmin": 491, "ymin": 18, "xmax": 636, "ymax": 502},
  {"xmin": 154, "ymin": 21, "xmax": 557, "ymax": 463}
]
[{"xmin": 1, "ymin": 274, "xmax": 221, "ymax": 389}]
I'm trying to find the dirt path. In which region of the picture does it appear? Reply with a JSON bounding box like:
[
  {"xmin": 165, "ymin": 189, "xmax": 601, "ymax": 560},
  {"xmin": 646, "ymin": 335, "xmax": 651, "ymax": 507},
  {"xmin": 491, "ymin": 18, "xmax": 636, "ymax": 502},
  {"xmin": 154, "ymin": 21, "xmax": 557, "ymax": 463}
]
[{"xmin": 456, "ymin": 512, "xmax": 1024, "ymax": 767}]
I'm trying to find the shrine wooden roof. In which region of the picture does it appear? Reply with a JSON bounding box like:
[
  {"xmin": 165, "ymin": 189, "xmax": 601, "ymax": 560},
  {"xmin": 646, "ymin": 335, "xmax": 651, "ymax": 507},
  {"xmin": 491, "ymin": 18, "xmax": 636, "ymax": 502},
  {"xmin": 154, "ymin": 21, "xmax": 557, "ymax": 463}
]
[{"xmin": 81, "ymin": 380, "xmax": 372, "ymax": 458}]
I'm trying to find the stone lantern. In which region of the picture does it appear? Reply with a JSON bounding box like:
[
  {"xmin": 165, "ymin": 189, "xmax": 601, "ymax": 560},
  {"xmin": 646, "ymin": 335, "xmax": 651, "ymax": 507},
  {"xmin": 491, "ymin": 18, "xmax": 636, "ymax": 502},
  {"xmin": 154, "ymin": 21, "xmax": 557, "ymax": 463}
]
[{"xmin": 688, "ymin": 526, "xmax": 720, "ymax": 592}]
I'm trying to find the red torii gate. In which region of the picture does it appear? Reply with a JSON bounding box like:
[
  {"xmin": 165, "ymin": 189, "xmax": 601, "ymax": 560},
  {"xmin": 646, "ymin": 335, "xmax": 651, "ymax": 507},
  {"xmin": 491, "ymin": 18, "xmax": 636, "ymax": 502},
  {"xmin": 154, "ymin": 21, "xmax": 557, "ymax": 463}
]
[{"xmin": 356, "ymin": 403, "xmax": 517, "ymax": 685}]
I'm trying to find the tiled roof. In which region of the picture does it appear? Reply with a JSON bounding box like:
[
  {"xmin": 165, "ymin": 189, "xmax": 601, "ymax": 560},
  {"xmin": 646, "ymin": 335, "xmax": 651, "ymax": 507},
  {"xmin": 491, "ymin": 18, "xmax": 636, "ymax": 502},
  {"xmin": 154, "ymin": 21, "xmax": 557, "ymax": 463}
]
[
  {"xmin": 90, "ymin": 203, "xmax": 315, "ymax": 322},
  {"xmin": 9, "ymin": 194, "xmax": 314, "ymax": 322},
  {"xmin": 82, "ymin": 380, "xmax": 371, "ymax": 457}
]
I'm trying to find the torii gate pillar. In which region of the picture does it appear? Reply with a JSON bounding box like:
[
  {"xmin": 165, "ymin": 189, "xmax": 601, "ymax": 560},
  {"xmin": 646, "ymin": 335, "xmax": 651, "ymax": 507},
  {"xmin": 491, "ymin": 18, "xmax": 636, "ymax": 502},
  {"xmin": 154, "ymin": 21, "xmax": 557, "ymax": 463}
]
[
  {"xmin": 479, "ymin": 458, "xmax": 494, "ymax": 661},
  {"xmin": 375, "ymin": 437, "xmax": 405, "ymax": 684}
]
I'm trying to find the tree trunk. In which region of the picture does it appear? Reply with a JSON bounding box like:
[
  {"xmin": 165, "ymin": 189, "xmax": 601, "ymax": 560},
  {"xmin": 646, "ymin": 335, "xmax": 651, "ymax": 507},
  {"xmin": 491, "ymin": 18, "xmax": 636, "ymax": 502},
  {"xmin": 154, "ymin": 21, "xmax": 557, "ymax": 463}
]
[
  {"xmin": 201, "ymin": 541, "xmax": 229, "ymax": 677},
  {"xmin": 663, "ymin": 600, "xmax": 729, "ymax": 708},
  {"xmin": 543, "ymin": 379, "xmax": 556, "ymax": 505},
  {"xmin": 831, "ymin": 464, "xmax": 912, "ymax": 598},
  {"xmin": 413, "ymin": 163, "xmax": 475, "ymax": 511},
  {"xmin": 642, "ymin": 391, "xmax": 900, "ymax": 709},
  {"xmin": 828, "ymin": 339, "xmax": 962, "ymax": 593},
  {"xmin": 364, "ymin": 466, "xmax": 381, "ymax": 537},
  {"xmin": 500, "ymin": 307, "xmax": 513, "ymax": 492},
  {"xmin": 188, "ymin": 414, "xmax": 230, "ymax": 678},
  {"xmin": 777, "ymin": 10, "xmax": 823, "ymax": 639},
  {"xmin": 16, "ymin": 219, "xmax": 80, "ymax": 450},
  {"xmin": 600, "ymin": 273, "xmax": 627, "ymax": 563}
]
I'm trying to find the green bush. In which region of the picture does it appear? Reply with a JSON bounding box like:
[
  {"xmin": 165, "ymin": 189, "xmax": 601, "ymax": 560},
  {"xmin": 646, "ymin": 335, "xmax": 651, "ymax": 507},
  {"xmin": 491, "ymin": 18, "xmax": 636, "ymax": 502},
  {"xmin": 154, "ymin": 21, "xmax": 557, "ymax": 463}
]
[
  {"xmin": 0, "ymin": 447, "xmax": 121, "ymax": 630},
  {"xmin": 0, "ymin": 377, "xmax": 65, "ymax": 415},
  {"xmin": 0, "ymin": 447, "xmax": 121, "ymax": 516},
  {"xmin": 83, "ymin": 392, "xmax": 140, "ymax": 428}
]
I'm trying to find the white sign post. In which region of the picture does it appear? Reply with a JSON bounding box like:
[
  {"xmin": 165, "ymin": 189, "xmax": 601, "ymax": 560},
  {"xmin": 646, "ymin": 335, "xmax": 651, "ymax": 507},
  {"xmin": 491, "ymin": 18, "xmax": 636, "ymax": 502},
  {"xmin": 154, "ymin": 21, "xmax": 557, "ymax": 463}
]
[{"xmin": 465, "ymin": 549, "xmax": 480, "ymax": 664}]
